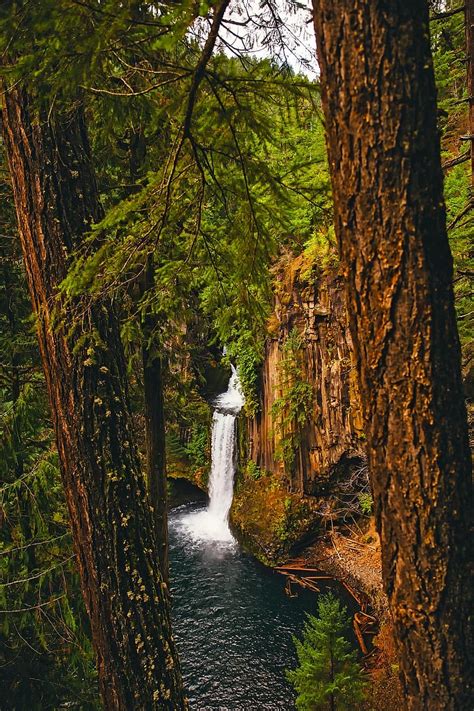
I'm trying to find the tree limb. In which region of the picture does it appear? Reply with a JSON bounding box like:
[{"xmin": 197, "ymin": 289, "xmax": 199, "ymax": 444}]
[
  {"xmin": 431, "ymin": 5, "xmax": 465, "ymax": 21},
  {"xmin": 448, "ymin": 198, "xmax": 474, "ymax": 230},
  {"xmin": 442, "ymin": 148, "xmax": 471, "ymax": 171},
  {"xmin": 182, "ymin": 0, "xmax": 230, "ymax": 138}
]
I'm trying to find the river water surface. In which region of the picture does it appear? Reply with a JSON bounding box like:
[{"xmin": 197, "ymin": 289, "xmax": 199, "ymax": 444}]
[
  {"xmin": 168, "ymin": 368, "xmax": 334, "ymax": 709},
  {"xmin": 168, "ymin": 499, "xmax": 317, "ymax": 710}
]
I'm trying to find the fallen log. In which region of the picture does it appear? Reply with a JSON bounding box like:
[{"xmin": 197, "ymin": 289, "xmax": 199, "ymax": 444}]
[
  {"xmin": 355, "ymin": 610, "xmax": 377, "ymax": 624},
  {"xmin": 285, "ymin": 577, "xmax": 298, "ymax": 598},
  {"xmin": 298, "ymin": 579, "xmax": 321, "ymax": 593},
  {"xmin": 341, "ymin": 580, "xmax": 363, "ymax": 606},
  {"xmin": 275, "ymin": 566, "xmax": 327, "ymax": 573},
  {"xmin": 283, "ymin": 573, "xmax": 321, "ymax": 594},
  {"xmin": 353, "ymin": 618, "xmax": 369, "ymax": 655}
]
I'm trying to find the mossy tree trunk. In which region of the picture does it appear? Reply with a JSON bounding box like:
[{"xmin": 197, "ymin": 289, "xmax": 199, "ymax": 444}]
[
  {"xmin": 141, "ymin": 254, "xmax": 169, "ymax": 583},
  {"xmin": 127, "ymin": 127, "xmax": 169, "ymax": 583},
  {"xmin": 2, "ymin": 87, "xmax": 186, "ymax": 710},
  {"xmin": 312, "ymin": 2, "xmax": 473, "ymax": 708}
]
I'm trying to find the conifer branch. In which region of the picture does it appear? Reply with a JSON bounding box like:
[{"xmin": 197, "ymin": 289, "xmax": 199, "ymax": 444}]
[
  {"xmin": 431, "ymin": 5, "xmax": 465, "ymax": 21},
  {"xmin": 183, "ymin": 0, "xmax": 231, "ymax": 139},
  {"xmin": 0, "ymin": 555, "xmax": 75, "ymax": 588},
  {"xmin": 442, "ymin": 148, "xmax": 470, "ymax": 170}
]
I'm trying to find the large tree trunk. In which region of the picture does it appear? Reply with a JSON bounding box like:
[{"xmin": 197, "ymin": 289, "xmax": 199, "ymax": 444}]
[
  {"xmin": 467, "ymin": 0, "xmax": 474, "ymax": 188},
  {"xmin": 312, "ymin": 2, "xmax": 473, "ymax": 709},
  {"xmin": 1, "ymin": 87, "xmax": 187, "ymax": 710},
  {"xmin": 142, "ymin": 255, "xmax": 169, "ymax": 583}
]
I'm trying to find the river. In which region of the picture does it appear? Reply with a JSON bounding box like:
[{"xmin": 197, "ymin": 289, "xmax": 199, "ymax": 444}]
[
  {"xmin": 167, "ymin": 367, "xmax": 340, "ymax": 709},
  {"xmin": 168, "ymin": 498, "xmax": 317, "ymax": 710}
]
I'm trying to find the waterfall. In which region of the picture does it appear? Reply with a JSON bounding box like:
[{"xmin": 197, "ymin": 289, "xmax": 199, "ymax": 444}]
[
  {"xmin": 181, "ymin": 365, "xmax": 244, "ymax": 543},
  {"xmin": 208, "ymin": 366, "xmax": 244, "ymax": 526}
]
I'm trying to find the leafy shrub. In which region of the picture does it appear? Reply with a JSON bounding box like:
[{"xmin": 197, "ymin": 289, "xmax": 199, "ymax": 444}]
[
  {"xmin": 231, "ymin": 335, "xmax": 263, "ymax": 417},
  {"xmin": 246, "ymin": 460, "xmax": 263, "ymax": 480},
  {"xmin": 184, "ymin": 424, "xmax": 209, "ymax": 471}
]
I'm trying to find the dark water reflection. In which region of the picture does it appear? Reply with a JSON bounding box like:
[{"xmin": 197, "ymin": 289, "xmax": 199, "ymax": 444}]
[{"xmin": 169, "ymin": 499, "xmax": 323, "ymax": 710}]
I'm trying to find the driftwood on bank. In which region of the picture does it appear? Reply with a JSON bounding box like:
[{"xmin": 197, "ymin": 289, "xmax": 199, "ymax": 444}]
[{"xmin": 276, "ymin": 561, "xmax": 378, "ymax": 660}]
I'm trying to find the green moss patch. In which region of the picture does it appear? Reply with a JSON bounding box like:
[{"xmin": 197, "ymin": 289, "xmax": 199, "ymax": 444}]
[{"xmin": 230, "ymin": 468, "xmax": 319, "ymax": 565}]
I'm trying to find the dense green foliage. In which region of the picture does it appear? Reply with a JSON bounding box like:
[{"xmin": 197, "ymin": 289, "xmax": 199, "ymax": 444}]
[
  {"xmin": 287, "ymin": 593, "xmax": 367, "ymax": 711},
  {"xmin": 0, "ymin": 1, "xmax": 471, "ymax": 706},
  {"xmin": 357, "ymin": 492, "xmax": 374, "ymax": 517},
  {"xmin": 432, "ymin": 7, "xmax": 473, "ymax": 361}
]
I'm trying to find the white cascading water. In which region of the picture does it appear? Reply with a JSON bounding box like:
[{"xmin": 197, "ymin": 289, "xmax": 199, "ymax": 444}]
[{"xmin": 182, "ymin": 365, "xmax": 244, "ymax": 543}]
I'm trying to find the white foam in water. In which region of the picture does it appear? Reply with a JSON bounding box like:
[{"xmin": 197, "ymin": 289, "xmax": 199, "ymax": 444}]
[{"xmin": 181, "ymin": 365, "xmax": 244, "ymax": 543}]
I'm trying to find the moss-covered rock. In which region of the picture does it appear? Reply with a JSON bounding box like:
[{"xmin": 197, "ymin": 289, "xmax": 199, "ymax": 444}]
[
  {"xmin": 230, "ymin": 468, "xmax": 319, "ymax": 565},
  {"xmin": 167, "ymin": 457, "xmax": 209, "ymax": 493}
]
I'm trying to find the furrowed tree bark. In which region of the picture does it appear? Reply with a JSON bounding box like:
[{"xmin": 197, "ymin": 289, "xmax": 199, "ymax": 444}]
[
  {"xmin": 312, "ymin": 2, "xmax": 473, "ymax": 709},
  {"xmin": 127, "ymin": 127, "xmax": 169, "ymax": 583},
  {"xmin": 142, "ymin": 254, "xmax": 169, "ymax": 583},
  {"xmin": 1, "ymin": 87, "xmax": 187, "ymax": 710}
]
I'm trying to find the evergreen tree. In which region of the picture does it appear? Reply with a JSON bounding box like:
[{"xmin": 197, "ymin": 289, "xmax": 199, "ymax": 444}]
[
  {"xmin": 0, "ymin": 152, "xmax": 98, "ymax": 708},
  {"xmin": 1, "ymin": 87, "xmax": 187, "ymax": 708},
  {"xmin": 287, "ymin": 593, "xmax": 366, "ymax": 711}
]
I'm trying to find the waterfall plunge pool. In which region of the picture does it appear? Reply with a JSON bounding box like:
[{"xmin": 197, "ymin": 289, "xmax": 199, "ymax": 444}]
[
  {"xmin": 168, "ymin": 368, "xmax": 355, "ymax": 709},
  {"xmin": 169, "ymin": 495, "xmax": 319, "ymax": 710}
]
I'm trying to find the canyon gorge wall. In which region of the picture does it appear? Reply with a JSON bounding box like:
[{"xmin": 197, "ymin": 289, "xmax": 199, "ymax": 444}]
[
  {"xmin": 246, "ymin": 252, "xmax": 365, "ymax": 493},
  {"xmin": 231, "ymin": 252, "xmax": 367, "ymax": 563}
]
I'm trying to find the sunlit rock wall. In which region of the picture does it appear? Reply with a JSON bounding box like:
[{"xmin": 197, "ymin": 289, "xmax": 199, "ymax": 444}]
[{"xmin": 247, "ymin": 253, "xmax": 364, "ymax": 495}]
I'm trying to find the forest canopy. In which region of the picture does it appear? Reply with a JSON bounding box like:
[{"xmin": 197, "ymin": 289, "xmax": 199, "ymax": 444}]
[{"xmin": 0, "ymin": 1, "xmax": 472, "ymax": 710}]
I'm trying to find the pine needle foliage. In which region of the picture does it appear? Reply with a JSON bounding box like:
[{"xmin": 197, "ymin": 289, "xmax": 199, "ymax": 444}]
[
  {"xmin": 287, "ymin": 592, "xmax": 367, "ymax": 711},
  {"xmin": 431, "ymin": 8, "xmax": 473, "ymax": 361}
]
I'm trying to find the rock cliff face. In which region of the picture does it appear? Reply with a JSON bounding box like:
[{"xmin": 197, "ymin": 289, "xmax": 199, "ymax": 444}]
[
  {"xmin": 231, "ymin": 253, "xmax": 366, "ymax": 563},
  {"xmin": 247, "ymin": 253, "xmax": 364, "ymax": 493}
]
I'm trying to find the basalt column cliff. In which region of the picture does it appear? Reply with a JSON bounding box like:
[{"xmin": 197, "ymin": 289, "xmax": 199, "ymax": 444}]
[{"xmin": 232, "ymin": 253, "xmax": 367, "ymax": 562}]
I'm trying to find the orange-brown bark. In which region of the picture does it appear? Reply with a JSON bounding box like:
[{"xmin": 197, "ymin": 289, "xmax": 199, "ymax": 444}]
[
  {"xmin": 312, "ymin": 1, "xmax": 473, "ymax": 708},
  {"xmin": 2, "ymin": 88, "xmax": 186, "ymax": 710}
]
